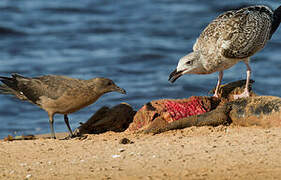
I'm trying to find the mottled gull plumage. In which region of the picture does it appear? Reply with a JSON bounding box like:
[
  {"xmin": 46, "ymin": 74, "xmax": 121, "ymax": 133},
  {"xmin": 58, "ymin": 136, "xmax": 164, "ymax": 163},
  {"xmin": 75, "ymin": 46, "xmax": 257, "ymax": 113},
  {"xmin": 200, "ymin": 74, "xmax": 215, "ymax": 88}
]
[{"xmin": 169, "ymin": 5, "xmax": 281, "ymax": 99}]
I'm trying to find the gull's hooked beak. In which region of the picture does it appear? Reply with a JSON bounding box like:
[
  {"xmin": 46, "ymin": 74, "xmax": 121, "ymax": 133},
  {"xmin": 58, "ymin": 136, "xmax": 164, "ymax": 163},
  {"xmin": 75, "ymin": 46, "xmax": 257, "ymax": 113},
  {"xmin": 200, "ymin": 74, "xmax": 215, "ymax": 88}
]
[{"xmin": 168, "ymin": 69, "xmax": 183, "ymax": 83}]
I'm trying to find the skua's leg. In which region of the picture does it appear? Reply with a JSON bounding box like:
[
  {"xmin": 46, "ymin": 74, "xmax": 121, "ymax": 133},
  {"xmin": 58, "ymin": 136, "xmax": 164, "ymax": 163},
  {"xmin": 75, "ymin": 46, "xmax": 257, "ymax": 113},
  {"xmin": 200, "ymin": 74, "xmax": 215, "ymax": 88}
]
[
  {"xmin": 64, "ymin": 114, "xmax": 74, "ymax": 138},
  {"xmin": 48, "ymin": 113, "xmax": 56, "ymax": 139}
]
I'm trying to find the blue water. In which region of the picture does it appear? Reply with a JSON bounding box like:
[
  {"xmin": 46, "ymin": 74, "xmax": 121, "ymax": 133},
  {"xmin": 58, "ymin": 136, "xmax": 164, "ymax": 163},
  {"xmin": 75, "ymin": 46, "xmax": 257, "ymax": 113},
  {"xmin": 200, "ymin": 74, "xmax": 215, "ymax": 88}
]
[{"xmin": 0, "ymin": 0, "xmax": 280, "ymax": 138}]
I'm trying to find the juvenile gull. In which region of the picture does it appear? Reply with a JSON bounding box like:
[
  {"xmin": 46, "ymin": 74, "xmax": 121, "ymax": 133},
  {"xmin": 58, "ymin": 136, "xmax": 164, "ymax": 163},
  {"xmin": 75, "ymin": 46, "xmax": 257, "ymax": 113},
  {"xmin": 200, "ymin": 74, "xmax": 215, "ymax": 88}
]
[
  {"xmin": 0, "ymin": 74, "xmax": 126, "ymax": 139},
  {"xmin": 169, "ymin": 5, "xmax": 281, "ymax": 99}
]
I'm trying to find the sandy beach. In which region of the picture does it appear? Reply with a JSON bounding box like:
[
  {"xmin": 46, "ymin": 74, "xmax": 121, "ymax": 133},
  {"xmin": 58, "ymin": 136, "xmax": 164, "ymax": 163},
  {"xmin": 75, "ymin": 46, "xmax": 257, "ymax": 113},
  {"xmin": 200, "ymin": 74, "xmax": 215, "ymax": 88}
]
[
  {"xmin": 1, "ymin": 1, "xmax": 281, "ymax": 179},
  {"xmin": 1, "ymin": 125, "xmax": 281, "ymax": 180}
]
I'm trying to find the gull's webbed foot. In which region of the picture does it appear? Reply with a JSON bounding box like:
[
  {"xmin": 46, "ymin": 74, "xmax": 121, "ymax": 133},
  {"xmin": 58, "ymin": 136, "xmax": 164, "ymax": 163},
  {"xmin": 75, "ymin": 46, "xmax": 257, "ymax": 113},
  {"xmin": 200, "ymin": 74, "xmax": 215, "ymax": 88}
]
[{"xmin": 233, "ymin": 89, "xmax": 250, "ymax": 99}]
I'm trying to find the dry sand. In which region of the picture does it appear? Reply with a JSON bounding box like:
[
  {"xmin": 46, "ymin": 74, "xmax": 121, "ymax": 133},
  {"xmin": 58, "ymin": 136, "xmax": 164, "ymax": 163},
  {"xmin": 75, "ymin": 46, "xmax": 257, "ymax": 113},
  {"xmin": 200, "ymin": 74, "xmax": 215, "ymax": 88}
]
[{"xmin": 1, "ymin": 125, "xmax": 281, "ymax": 180}]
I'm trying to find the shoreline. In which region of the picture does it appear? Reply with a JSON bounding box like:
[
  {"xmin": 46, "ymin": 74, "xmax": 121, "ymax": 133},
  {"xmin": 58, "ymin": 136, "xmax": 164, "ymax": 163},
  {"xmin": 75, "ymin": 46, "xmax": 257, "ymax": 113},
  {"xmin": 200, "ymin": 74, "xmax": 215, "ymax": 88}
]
[{"xmin": 1, "ymin": 125, "xmax": 281, "ymax": 179}]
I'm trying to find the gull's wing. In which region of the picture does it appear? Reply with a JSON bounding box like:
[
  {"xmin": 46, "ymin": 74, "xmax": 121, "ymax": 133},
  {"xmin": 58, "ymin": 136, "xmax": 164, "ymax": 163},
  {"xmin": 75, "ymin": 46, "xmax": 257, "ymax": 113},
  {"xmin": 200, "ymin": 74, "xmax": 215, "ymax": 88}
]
[{"xmin": 193, "ymin": 5, "xmax": 273, "ymax": 59}]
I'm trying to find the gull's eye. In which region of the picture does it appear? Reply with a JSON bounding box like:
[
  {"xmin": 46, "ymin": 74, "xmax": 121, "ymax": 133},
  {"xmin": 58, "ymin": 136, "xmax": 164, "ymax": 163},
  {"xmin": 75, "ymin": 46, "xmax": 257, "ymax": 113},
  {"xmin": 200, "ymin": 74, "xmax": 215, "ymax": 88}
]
[{"xmin": 186, "ymin": 61, "xmax": 192, "ymax": 65}]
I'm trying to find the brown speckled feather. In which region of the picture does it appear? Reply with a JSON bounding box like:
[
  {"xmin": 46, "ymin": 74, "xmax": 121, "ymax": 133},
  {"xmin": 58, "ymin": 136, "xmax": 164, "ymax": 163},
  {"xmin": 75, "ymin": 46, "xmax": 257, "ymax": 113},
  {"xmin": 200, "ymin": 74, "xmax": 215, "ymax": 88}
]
[{"xmin": 194, "ymin": 6, "xmax": 273, "ymax": 60}]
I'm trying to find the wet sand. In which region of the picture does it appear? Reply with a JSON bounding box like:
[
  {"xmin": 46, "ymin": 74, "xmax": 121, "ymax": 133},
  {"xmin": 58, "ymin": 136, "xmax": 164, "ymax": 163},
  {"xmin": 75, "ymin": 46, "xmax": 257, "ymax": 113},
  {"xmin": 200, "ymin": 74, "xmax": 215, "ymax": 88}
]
[{"xmin": 1, "ymin": 125, "xmax": 281, "ymax": 180}]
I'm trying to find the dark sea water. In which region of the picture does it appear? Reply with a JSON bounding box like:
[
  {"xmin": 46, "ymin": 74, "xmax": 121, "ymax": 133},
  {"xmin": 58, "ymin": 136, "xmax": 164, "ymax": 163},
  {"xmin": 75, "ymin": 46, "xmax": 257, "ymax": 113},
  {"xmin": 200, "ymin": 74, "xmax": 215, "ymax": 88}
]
[{"xmin": 0, "ymin": 0, "xmax": 280, "ymax": 138}]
